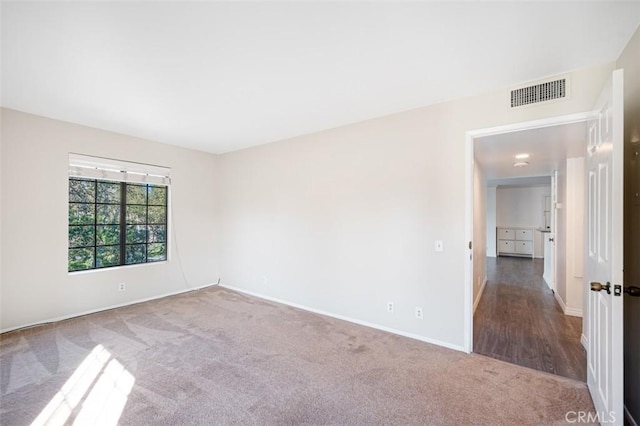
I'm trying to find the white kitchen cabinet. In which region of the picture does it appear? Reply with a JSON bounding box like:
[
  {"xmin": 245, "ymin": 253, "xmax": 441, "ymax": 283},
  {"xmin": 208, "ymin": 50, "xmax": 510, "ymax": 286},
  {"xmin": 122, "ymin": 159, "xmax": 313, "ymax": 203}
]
[{"xmin": 497, "ymin": 227, "xmax": 534, "ymax": 258}]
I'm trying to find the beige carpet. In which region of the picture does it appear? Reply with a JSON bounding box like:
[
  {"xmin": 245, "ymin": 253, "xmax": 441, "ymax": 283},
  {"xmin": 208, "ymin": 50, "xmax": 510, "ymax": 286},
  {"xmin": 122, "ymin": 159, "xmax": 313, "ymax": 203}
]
[{"xmin": 1, "ymin": 286, "xmax": 595, "ymax": 425}]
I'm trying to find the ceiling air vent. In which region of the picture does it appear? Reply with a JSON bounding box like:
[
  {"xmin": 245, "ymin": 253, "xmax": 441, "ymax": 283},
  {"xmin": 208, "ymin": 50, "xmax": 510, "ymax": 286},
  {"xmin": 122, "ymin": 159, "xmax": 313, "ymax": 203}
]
[{"xmin": 510, "ymin": 77, "xmax": 568, "ymax": 108}]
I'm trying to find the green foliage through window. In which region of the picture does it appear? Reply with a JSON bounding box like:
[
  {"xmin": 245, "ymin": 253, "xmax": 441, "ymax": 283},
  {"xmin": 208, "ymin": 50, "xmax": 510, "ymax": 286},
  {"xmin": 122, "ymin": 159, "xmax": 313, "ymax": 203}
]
[{"xmin": 68, "ymin": 178, "xmax": 168, "ymax": 272}]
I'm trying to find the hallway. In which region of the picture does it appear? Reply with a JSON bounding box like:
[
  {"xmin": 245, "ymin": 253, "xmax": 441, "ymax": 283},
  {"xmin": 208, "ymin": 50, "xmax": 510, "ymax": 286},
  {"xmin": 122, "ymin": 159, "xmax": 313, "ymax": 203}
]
[{"xmin": 473, "ymin": 256, "xmax": 586, "ymax": 381}]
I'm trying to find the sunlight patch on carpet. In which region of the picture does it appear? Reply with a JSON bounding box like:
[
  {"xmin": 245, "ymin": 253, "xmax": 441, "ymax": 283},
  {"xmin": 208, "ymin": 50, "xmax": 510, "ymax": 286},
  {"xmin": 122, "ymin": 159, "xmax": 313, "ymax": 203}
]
[{"xmin": 31, "ymin": 345, "xmax": 135, "ymax": 426}]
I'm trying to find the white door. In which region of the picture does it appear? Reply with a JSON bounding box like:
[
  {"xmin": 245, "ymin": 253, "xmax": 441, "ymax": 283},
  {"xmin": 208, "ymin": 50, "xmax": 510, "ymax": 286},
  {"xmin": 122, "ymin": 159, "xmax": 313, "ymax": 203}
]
[{"xmin": 586, "ymin": 69, "xmax": 624, "ymax": 425}]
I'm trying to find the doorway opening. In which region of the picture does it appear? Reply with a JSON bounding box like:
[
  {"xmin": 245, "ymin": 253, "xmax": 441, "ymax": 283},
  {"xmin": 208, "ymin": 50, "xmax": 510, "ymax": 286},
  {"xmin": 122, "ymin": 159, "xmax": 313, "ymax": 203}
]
[
  {"xmin": 464, "ymin": 113, "xmax": 590, "ymax": 381},
  {"xmin": 474, "ymin": 256, "xmax": 586, "ymax": 380}
]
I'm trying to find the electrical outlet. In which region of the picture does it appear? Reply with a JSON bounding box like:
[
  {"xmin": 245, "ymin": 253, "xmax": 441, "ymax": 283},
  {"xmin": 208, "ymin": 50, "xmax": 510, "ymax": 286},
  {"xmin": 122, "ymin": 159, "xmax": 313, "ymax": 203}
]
[
  {"xmin": 118, "ymin": 283, "xmax": 126, "ymax": 292},
  {"xmin": 387, "ymin": 302, "xmax": 394, "ymax": 313},
  {"xmin": 415, "ymin": 307, "xmax": 423, "ymax": 319},
  {"xmin": 435, "ymin": 240, "xmax": 443, "ymax": 252}
]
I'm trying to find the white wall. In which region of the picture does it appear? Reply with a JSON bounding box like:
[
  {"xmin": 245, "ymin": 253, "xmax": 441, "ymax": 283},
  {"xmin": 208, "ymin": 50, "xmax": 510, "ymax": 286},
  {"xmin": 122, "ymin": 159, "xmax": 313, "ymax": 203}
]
[
  {"xmin": 486, "ymin": 186, "xmax": 497, "ymax": 257},
  {"xmin": 554, "ymin": 157, "xmax": 585, "ymax": 317},
  {"xmin": 496, "ymin": 185, "xmax": 550, "ymax": 257},
  {"xmin": 0, "ymin": 62, "xmax": 614, "ymax": 345},
  {"xmin": 556, "ymin": 161, "xmax": 568, "ymax": 308},
  {"xmin": 564, "ymin": 157, "xmax": 585, "ymax": 316},
  {"xmin": 473, "ymin": 162, "xmax": 487, "ymax": 308},
  {"xmin": 217, "ymin": 63, "xmax": 613, "ymax": 350},
  {"xmin": 0, "ymin": 108, "xmax": 219, "ymax": 331}
]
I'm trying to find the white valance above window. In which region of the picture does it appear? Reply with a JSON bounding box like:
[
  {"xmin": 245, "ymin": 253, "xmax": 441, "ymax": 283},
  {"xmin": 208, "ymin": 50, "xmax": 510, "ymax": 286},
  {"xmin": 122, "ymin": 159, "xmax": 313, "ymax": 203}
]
[{"xmin": 68, "ymin": 153, "xmax": 171, "ymax": 186}]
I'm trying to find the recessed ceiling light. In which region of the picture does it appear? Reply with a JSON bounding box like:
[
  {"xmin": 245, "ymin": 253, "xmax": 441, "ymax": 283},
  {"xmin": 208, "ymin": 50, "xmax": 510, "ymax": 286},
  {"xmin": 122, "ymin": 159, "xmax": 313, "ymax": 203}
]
[
  {"xmin": 514, "ymin": 153, "xmax": 530, "ymax": 159},
  {"xmin": 513, "ymin": 161, "xmax": 529, "ymax": 167}
]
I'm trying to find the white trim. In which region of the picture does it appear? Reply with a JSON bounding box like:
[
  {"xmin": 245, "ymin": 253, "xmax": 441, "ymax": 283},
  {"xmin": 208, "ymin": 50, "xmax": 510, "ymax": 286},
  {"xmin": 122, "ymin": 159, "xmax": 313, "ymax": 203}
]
[
  {"xmin": 610, "ymin": 69, "xmax": 625, "ymax": 423},
  {"xmin": 68, "ymin": 258, "xmax": 168, "ymax": 276},
  {"xmin": 625, "ymin": 405, "xmax": 638, "ymax": 426},
  {"xmin": 581, "ymin": 333, "xmax": 588, "ymax": 350},
  {"xmin": 220, "ymin": 284, "xmax": 466, "ymax": 353},
  {"xmin": 554, "ymin": 290, "xmax": 567, "ymax": 312},
  {"xmin": 0, "ymin": 282, "xmax": 218, "ymax": 334},
  {"xmin": 463, "ymin": 111, "xmax": 592, "ymax": 356},
  {"xmin": 69, "ymin": 153, "xmax": 171, "ymax": 185},
  {"xmin": 464, "ymin": 132, "xmax": 474, "ymax": 353},
  {"xmin": 473, "ymin": 277, "xmax": 488, "ymax": 313},
  {"xmin": 552, "ymin": 291, "xmax": 583, "ymax": 317},
  {"xmin": 564, "ymin": 307, "xmax": 583, "ymax": 318},
  {"xmin": 466, "ymin": 111, "xmax": 592, "ymax": 139}
]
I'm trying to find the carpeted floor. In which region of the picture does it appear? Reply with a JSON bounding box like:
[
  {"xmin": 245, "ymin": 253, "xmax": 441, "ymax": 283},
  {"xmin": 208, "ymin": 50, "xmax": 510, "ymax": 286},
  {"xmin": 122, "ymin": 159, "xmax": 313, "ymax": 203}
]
[{"xmin": 1, "ymin": 286, "xmax": 595, "ymax": 425}]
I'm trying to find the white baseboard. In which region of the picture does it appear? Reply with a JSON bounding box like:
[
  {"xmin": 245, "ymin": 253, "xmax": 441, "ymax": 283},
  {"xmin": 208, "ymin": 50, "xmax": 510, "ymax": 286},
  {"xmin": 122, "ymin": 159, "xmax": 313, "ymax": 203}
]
[
  {"xmin": 580, "ymin": 333, "xmax": 588, "ymax": 350},
  {"xmin": 220, "ymin": 284, "xmax": 466, "ymax": 353},
  {"xmin": 473, "ymin": 277, "xmax": 488, "ymax": 313},
  {"xmin": 625, "ymin": 405, "xmax": 638, "ymax": 426},
  {"xmin": 563, "ymin": 307, "xmax": 583, "ymax": 317},
  {"xmin": 0, "ymin": 281, "xmax": 218, "ymax": 334},
  {"xmin": 553, "ymin": 291, "xmax": 583, "ymax": 318},
  {"xmin": 554, "ymin": 291, "xmax": 567, "ymax": 312}
]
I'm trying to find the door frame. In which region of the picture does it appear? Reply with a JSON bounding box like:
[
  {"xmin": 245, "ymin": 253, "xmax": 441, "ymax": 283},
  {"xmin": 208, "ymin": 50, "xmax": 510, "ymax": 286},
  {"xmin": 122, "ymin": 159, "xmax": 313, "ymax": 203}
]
[{"xmin": 463, "ymin": 111, "xmax": 592, "ymax": 353}]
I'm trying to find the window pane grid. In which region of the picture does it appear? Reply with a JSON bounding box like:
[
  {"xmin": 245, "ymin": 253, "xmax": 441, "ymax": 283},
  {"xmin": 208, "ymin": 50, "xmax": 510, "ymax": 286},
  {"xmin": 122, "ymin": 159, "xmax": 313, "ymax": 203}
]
[
  {"xmin": 68, "ymin": 179, "xmax": 168, "ymax": 272},
  {"xmin": 69, "ymin": 201, "xmax": 119, "ymax": 205}
]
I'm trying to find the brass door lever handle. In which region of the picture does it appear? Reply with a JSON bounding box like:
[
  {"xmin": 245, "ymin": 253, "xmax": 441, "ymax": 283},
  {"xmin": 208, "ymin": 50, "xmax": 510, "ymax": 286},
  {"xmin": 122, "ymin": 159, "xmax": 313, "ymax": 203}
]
[{"xmin": 590, "ymin": 282, "xmax": 611, "ymax": 295}]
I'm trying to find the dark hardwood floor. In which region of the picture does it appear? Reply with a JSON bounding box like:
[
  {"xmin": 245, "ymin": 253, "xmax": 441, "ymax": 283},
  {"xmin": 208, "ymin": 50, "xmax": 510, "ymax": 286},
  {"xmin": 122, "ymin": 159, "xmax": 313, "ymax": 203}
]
[{"xmin": 473, "ymin": 256, "xmax": 587, "ymax": 381}]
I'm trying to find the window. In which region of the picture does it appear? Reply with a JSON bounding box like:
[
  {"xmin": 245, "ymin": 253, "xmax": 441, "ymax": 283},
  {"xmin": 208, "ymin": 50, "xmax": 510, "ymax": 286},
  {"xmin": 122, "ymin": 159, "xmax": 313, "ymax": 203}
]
[{"xmin": 68, "ymin": 154, "xmax": 170, "ymax": 272}]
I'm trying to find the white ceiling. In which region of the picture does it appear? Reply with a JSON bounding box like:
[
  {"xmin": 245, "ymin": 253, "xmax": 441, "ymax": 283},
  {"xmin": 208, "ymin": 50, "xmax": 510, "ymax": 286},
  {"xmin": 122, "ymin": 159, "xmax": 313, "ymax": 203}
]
[
  {"xmin": 2, "ymin": 2, "xmax": 639, "ymax": 154},
  {"xmin": 475, "ymin": 121, "xmax": 588, "ymax": 186}
]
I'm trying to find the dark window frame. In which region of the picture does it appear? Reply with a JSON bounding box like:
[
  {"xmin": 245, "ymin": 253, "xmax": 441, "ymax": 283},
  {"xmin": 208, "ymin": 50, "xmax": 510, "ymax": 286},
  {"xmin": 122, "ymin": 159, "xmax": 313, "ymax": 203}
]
[{"xmin": 68, "ymin": 178, "xmax": 168, "ymax": 272}]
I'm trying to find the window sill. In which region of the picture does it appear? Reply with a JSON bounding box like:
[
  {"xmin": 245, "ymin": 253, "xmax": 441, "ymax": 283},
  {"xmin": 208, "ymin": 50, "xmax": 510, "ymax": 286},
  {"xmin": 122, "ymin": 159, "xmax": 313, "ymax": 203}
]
[{"xmin": 68, "ymin": 259, "xmax": 168, "ymax": 276}]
